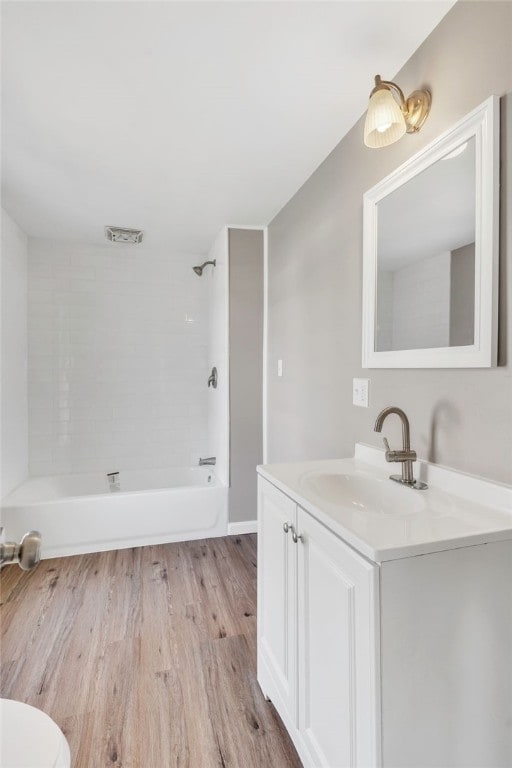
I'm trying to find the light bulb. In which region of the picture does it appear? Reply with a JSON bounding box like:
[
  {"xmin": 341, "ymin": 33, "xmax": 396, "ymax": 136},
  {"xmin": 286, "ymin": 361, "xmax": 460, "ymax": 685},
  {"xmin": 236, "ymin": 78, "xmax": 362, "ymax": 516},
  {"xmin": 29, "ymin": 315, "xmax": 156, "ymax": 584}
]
[{"xmin": 364, "ymin": 88, "xmax": 406, "ymax": 148}]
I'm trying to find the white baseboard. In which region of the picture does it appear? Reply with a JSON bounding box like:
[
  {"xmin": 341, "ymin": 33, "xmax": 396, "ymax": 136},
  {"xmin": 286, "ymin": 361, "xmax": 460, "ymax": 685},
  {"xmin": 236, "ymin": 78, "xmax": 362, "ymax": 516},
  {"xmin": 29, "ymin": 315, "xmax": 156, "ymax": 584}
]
[
  {"xmin": 40, "ymin": 527, "xmax": 229, "ymax": 560},
  {"xmin": 227, "ymin": 520, "xmax": 258, "ymax": 535}
]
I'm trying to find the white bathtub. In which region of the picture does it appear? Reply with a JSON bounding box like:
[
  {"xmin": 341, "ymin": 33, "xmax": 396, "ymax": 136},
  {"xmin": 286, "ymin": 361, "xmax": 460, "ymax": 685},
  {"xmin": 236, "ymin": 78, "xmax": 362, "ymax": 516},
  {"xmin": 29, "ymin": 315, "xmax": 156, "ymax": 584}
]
[{"xmin": 1, "ymin": 467, "xmax": 228, "ymax": 558}]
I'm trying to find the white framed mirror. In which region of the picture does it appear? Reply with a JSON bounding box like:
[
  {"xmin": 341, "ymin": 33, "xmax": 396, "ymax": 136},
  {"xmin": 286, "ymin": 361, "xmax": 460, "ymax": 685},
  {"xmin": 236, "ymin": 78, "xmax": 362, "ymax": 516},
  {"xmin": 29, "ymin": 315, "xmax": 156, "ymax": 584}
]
[{"xmin": 362, "ymin": 96, "xmax": 499, "ymax": 368}]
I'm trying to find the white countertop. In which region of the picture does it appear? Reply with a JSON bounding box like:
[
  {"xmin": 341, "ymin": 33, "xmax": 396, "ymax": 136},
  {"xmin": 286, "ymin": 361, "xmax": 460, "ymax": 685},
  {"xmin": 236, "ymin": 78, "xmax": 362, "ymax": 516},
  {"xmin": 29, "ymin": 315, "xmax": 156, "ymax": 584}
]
[{"xmin": 257, "ymin": 444, "xmax": 512, "ymax": 563}]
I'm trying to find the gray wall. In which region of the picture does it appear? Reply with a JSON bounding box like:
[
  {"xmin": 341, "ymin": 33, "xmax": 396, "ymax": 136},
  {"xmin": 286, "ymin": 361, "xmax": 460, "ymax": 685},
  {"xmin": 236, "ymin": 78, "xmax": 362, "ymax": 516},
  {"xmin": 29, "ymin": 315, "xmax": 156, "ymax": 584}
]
[
  {"xmin": 391, "ymin": 251, "xmax": 451, "ymax": 352},
  {"xmin": 450, "ymin": 242, "xmax": 475, "ymax": 347},
  {"xmin": 229, "ymin": 228, "xmax": 263, "ymax": 522},
  {"xmin": 267, "ymin": 1, "xmax": 512, "ymax": 484}
]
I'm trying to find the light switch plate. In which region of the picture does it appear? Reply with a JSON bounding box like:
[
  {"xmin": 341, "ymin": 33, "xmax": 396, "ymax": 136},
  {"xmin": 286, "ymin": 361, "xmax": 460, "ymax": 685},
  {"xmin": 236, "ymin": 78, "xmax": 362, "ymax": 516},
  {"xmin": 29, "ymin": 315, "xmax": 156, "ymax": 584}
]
[
  {"xmin": 353, "ymin": 378, "xmax": 369, "ymax": 407},
  {"xmin": 277, "ymin": 359, "xmax": 283, "ymax": 377}
]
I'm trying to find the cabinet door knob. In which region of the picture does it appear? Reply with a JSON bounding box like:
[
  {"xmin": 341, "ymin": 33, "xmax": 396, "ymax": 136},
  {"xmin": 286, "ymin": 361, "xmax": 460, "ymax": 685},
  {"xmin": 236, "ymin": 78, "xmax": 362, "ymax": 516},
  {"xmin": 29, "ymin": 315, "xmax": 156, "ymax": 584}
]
[
  {"xmin": 283, "ymin": 522, "xmax": 291, "ymax": 533},
  {"xmin": 292, "ymin": 530, "xmax": 303, "ymax": 544}
]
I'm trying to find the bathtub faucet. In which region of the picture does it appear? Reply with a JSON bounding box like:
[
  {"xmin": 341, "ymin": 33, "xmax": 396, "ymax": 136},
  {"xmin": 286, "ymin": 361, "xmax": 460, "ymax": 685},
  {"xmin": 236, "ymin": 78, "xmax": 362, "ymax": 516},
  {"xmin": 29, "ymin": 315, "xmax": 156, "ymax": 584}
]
[
  {"xmin": 107, "ymin": 471, "xmax": 120, "ymax": 491},
  {"xmin": 199, "ymin": 457, "xmax": 216, "ymax": 466}
]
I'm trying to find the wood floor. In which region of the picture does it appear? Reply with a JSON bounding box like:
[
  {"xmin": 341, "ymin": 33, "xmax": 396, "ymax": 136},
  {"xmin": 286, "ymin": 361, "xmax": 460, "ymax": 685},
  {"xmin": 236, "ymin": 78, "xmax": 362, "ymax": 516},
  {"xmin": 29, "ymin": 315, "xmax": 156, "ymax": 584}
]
[{"xmin": 0, "ymin": 535, "xmax": 302, "ymax": 768}]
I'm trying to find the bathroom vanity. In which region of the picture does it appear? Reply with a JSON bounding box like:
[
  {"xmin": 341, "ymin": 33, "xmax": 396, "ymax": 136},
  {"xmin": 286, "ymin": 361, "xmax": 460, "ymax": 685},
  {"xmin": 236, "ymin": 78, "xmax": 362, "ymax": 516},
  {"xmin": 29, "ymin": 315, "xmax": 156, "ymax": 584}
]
[{"xmin": 257, "ymin": 444, "xmax": 512, "ymax": 768}]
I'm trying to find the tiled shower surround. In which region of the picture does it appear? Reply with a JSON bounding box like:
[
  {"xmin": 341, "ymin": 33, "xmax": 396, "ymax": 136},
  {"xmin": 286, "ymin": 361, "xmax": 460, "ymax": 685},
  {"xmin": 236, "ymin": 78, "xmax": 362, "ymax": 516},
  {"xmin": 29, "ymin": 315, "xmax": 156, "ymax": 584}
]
[{"xmin": 28, "ymin": 239, "xmax": 209, "ymax": 476}]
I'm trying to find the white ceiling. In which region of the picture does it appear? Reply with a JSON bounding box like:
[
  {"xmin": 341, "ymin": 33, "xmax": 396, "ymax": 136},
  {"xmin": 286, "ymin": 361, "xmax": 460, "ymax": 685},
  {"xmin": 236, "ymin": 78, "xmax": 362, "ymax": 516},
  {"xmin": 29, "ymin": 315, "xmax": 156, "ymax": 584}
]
[
  {"xmin": 379, "ymin": 137, "xmax": 476, "ymax": 272},
  {"xmin": 1, "ymin": 1, "xmax": 455, "ymax": 254}
]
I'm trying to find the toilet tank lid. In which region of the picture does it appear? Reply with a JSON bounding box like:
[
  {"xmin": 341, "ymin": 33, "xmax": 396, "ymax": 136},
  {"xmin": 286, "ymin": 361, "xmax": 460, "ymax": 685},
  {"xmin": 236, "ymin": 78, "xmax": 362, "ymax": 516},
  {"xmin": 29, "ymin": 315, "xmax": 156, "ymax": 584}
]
[{"xmin": 0, "ymin": 699, "xmax": 70, "ymax": 768}]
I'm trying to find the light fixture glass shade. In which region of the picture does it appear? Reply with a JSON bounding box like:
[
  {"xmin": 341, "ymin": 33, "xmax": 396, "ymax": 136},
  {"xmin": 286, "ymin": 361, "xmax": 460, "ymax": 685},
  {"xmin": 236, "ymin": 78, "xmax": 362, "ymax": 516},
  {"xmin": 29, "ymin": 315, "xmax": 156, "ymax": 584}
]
[{"xmin": 364, "ymin": 88, "xmax": 406, "ymax": 148}]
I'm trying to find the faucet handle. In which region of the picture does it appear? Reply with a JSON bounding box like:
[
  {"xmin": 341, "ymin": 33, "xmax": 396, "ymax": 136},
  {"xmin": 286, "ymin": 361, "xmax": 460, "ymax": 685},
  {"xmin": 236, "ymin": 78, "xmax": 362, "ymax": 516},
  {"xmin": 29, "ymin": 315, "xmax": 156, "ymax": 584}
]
[{"xmin": 382, "ymin": 436, "xmax": 398, "ymax": 463}]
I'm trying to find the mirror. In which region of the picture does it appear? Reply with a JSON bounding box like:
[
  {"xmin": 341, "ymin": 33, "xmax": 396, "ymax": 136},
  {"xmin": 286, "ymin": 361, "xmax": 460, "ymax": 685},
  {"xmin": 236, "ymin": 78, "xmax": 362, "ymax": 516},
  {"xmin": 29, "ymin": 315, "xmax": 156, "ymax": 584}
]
[
  {"xmin": 376, "ymin": 137, "xmax": 476, "ymax": 352},
  {"xmin": 362, "ymin": 96, "xmax": 499, "ymax": 368}
]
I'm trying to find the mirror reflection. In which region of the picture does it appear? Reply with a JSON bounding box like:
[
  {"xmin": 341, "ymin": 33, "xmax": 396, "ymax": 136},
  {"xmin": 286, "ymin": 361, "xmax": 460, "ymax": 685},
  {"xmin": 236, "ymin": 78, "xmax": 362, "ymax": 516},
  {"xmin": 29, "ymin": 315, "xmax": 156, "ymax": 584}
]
[{"xmin": 375, "ymin": 136, "xmax": 475, "ymax": 352}]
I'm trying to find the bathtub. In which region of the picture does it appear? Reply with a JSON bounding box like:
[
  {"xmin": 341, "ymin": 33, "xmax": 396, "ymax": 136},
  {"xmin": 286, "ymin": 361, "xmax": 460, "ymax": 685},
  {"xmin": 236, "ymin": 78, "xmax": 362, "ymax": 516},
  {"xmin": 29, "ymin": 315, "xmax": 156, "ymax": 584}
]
[{"xmin": 1, "ymin": 467, "xmax": 228, "ymax": 558}]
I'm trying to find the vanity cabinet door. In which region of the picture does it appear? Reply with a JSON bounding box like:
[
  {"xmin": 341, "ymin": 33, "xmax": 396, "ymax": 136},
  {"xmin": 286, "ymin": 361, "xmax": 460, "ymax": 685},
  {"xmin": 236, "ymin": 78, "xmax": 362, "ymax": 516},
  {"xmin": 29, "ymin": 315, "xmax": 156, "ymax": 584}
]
[
  {"xmin": 257, "ymin": 477, "xmax": 298, "ymax": 729},
  {"xmin": 296, "ymin": 507, "xmax": 380, "ymax": 768}
]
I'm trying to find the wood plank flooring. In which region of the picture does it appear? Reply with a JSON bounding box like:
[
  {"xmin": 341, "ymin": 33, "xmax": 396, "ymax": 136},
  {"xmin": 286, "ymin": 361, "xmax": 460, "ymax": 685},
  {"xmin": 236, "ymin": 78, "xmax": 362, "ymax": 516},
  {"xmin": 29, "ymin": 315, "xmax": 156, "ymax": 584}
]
[{"xmin": 1, "ymin": 535, "xmax": 302, "ymax": 768}]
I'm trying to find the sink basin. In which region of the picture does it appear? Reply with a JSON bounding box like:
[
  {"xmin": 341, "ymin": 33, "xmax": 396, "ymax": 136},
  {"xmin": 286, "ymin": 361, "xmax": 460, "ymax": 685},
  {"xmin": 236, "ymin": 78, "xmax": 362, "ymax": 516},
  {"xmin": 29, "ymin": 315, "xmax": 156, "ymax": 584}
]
[
  {"xmin": 299, "ymin": 471, "xmax": 426, "ymax": 516},
  {"xmin": 259, "ymin": 445, "xmax": 512, "ymax": 562}
]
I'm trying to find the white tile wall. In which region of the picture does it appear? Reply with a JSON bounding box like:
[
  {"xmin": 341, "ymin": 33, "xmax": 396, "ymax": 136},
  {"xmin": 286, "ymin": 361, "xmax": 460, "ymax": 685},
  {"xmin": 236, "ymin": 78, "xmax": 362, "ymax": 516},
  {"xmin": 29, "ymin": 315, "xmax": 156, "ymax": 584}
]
[
  {"xmin": 1, "ymin": 208, "xmax": 28, "ymax": 498},
  {"xmin": 206, "ymin": 228, "xmax": 229, "ymax": 486},
  {"xmin": 27, "ymin": 239, "xmax": 209, "ymax": 475}
]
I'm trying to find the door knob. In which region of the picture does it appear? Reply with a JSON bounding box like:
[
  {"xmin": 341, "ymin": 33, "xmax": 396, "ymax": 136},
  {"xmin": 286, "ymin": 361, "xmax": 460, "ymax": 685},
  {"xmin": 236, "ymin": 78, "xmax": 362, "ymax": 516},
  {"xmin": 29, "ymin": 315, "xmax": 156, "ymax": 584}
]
[{"xmin": 0, "ymin": 530, "xmax": 42, "ymax": 571}]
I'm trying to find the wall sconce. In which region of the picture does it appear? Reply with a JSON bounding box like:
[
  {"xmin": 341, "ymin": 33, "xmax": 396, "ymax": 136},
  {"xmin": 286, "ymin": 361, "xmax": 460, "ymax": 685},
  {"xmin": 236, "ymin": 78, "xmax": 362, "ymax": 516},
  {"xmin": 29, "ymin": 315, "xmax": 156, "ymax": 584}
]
[{"xmin": 363, "ymin": 75, "xmax": 431, "ymax": 149}]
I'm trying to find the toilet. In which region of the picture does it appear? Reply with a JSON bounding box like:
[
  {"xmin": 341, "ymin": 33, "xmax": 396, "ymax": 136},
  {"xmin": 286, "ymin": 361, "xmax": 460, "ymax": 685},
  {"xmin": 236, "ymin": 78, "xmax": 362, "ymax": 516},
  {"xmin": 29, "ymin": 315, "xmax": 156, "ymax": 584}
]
[{"xmin": 0, "ymin": 699, "xmax": 70, "ymax": 768}]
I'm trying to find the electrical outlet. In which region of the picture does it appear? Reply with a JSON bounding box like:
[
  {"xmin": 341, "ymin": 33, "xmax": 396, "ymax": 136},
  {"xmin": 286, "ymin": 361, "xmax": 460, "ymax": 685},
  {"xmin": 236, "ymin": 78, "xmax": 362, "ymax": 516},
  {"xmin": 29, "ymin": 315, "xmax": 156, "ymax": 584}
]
[{"xmin": 353, "ymin": 378, "xmax": 369, "ymax": 407}]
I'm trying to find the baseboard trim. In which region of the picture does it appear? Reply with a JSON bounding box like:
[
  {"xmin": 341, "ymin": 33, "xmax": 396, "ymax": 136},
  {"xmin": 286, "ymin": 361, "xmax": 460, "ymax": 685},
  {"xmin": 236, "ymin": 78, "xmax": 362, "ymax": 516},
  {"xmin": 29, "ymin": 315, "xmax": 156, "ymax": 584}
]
[
  {"xmin": 40, "ymin": 527, "xmax": 229, "ymax": 559},
  {"xmin": 227, "ymin": 520, "xmax": 258, "ymax": 535}
]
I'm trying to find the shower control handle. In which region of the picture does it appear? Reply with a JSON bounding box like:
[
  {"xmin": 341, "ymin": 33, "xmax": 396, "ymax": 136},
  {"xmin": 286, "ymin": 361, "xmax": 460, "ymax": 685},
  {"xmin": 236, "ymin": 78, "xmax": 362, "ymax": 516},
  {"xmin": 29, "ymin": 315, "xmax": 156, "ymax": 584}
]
[{"xmin": 208, "ymin": 367, "xmax": 218, "ymax": 389}]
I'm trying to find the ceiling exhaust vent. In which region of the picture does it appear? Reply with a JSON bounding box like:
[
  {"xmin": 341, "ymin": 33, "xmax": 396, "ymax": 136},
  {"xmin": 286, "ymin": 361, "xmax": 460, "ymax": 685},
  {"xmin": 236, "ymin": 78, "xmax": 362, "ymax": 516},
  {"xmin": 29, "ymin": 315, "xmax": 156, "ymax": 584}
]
[{"xmin": 105, "ymin": 226, "xmax": 144, "ymax": 244}]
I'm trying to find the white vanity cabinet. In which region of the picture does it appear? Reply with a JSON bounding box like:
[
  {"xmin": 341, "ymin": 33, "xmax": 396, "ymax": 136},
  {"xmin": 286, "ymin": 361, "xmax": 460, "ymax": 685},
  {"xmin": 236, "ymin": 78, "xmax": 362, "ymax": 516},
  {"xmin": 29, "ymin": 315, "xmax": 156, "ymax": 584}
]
[
  {"xmin": 257, "ymin": 477, "xmax": 380, "ymax": 768},
  {"xmin": 296, "ymin": 507, "xmax": 379, "ymax": 768},
  {"xmin": 257, "ymin": 457, "xmax": 512, "ymax": 768},
  {"xmin": 257, "ymin": 477, "xmax": 298, "ymax": 727}
]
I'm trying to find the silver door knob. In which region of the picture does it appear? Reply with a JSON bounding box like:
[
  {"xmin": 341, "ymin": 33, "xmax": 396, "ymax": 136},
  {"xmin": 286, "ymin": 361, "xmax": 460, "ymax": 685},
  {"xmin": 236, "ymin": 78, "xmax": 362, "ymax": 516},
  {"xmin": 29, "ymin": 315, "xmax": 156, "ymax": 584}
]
[
  {"xmin": 18, "ymin": 531, "xmax": 42, "ymax": 570},
  {"xmin": 0, "ymin": 530, "xmax": 42, "ymax": 571},
  {"xmin": 283, "ymin": 522, "xmax": 291, "ymax": 533},
  {"xmin": 291, "ymin": 530, "xmax": 303, "ymax": 544}
]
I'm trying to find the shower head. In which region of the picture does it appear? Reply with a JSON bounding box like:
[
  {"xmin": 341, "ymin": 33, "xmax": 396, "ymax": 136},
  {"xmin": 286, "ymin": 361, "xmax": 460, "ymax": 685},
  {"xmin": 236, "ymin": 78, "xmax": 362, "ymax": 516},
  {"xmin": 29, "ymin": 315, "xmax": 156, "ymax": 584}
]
[{"xmin": 192, "ymin": 259, "xmax": 216, "ymax": 276}]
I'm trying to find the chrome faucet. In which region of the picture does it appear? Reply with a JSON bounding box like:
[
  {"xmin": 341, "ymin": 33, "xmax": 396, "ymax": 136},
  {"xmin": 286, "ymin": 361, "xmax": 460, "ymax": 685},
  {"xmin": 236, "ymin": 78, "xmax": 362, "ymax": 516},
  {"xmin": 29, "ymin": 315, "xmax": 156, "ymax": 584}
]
[
  {"xmin": 374, "ymin": 406, "xmax": 428, "ymax": 490},
  {"xmin": 107, "ymin": 471, "xmax": 120, "ymax": 492},
  {"xmin": 199, "ymin": 457, "xmax": 216, "ymax": 466}
]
